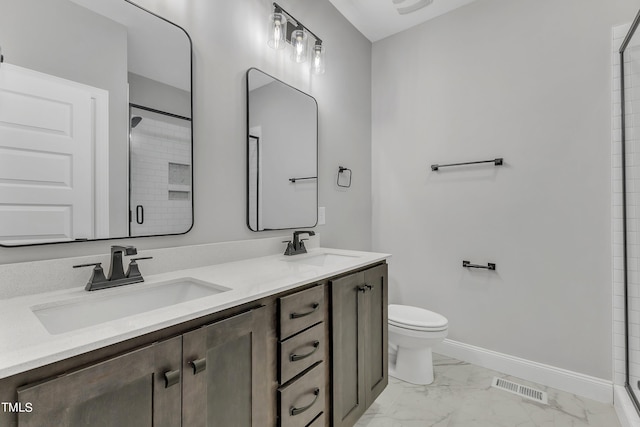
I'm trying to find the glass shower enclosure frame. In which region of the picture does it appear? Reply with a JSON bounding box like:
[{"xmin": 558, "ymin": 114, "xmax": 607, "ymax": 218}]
[{"xmin": 620, "ymin": 8, "xmax": 640, "ymax": 417}]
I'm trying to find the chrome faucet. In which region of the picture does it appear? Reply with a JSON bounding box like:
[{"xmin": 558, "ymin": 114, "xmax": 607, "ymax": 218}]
[
  {"xmin": 283, "ymin": 230, "xmax": 316, "ymax": 256},
  {"xmin": 74, "ymin": 245, "xmax": 152, "ymax": 291}
]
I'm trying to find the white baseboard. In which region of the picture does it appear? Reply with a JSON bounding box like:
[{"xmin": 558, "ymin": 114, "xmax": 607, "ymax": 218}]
[
  {"xmin": 614, "ymin": 385, "xmax": 640, "ymax": 427},
  {"xmin": 434, "ymin": 339, "xmax": 613, "ymax": 404}
]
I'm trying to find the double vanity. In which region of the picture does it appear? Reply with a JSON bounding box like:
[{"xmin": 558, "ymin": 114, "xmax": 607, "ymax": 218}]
[
  {"xmin": 0, "ymin": 2, "xmax": 383, "ymax": 426},
  {"xmin": 0, "ymin": 245, "xmax": 390, "ymax": 427}
]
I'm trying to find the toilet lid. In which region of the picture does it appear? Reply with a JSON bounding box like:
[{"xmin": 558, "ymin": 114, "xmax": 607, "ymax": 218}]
[{"xmin": 388, "ymin": 304, "xmax": 448, "ymax": 330}]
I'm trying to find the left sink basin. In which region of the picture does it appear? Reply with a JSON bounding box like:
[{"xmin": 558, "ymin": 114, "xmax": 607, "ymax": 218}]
[{"xmin": 32, "ymin": 279, "xmax": 230, "ymax": 335}]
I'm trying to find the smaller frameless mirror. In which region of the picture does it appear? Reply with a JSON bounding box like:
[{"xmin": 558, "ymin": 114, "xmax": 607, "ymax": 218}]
[{"xmin": 246, "ymin": 68, "xmax": 318, "ymax": 231}]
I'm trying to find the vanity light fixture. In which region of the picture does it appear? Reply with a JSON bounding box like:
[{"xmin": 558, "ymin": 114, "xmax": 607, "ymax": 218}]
[
  {"xmin": 290, "ymin": 27, "xmax": 308, "ymax": 63},
  {"xmin": 267, "ymin": 9, "xmax": 287, "ymax": 50},
  {"xmin": 311, "ymin": 42, "xmax": 325, "ymax": 75},
  {"xmin": 267, "ymin": 3, "xmax": 325, "ymax": 74}
]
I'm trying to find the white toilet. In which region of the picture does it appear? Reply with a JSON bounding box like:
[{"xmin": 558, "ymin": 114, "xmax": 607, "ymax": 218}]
[{"xmin": 388, "ymin": 304, "xmax": 448, "ymax": 385}]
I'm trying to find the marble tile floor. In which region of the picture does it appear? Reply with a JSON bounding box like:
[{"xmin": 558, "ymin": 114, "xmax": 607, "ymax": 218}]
[{"xmin": 355, "ymin": 354, "xmax": 620, "ymax": 427}]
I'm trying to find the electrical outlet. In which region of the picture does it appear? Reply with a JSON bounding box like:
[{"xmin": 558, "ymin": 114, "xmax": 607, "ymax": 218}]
[{"xmin": 318, "ymin": 207, "xmax": 326, "ymax": 225}]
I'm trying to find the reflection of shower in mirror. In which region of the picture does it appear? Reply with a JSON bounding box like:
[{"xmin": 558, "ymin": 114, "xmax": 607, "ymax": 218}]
[{"xmin": 131, "ymin": 116, "xmax": 143, "ymax": 128}]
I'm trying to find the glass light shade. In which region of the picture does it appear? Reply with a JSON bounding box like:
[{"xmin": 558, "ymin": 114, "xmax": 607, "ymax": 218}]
[
  {"xmin": 290, "ymin": 29, "xmax": 308, "ymax": 63},
  {"xmin": 267, "ymin": 12, "xmax": 287, "ymax": 50},
  {"xmin": 311, "ymin": 44, "xmax": 325, "ymax": 74}
]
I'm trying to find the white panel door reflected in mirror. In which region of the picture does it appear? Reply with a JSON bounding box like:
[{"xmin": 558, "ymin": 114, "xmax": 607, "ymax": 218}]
[{"xmin": 246, "ymin": 68, "xmax": 318, "ymax": 231}]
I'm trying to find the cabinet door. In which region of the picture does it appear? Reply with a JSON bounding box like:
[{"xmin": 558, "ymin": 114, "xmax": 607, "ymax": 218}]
[
  {"xmin": 331, "ymin": 271, "xmax": 366, "ymax": 427},
  {"xmin": 182, "ymin": 306, "xmax": 269, "ymax": 427},
  {"xmin": 16, "ymin": 337, "xmax": 182, "ymax": 427},
  {"xmin": 363, "ymin": 263, "xmax": 388, "ymax": 407}
]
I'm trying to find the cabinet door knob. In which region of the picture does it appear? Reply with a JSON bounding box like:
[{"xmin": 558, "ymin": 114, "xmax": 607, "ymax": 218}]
[
  {"xmin": 290, "ymin": 388, "xmax": 320, "ymax": 416},
  {"xmin": 290, "ymin": 302, "xmax": 320, "ymax": 319},
  {"xmin": 290, "ymin": 341, "xmax": 320, "ymax": 362},
  {"xmin": 365, "ymin": 284, "xmax": 374, "ymax": 290},
  {"xmin": 164, "ymin": 369, "xmax": 180, "ymax": 388},
  {"xmin": 357, "ymin": 286, "xmax": 367, "ymax": 293},
  {"xmin": 189, "ymin": 358, "xmax": 207, "ymax": 375}
]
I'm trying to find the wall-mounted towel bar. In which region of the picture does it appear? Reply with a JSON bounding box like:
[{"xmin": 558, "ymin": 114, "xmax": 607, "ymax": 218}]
[
  {"xmin": 431, "ymin": 158, "xmax": 503, "ymax": 171},
  {"xmin": 289, "ymin": 176, "xmax": 317, "ymax": 183},
  {"xmin": 462, "ymin": 260, "xmax": 496, "ymax": 270}
]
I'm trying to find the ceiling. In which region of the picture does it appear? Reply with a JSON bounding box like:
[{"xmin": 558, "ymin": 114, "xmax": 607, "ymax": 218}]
[{"xmin": 328, "ymin": 0, "xmax": 477, "ymax": 42}]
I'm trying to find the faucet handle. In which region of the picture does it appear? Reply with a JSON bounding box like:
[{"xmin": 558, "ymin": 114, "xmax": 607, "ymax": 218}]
[
  {"xmin": 73, "ymin": 262, "xmax": 103, "ymax": 269},
  {"xmin": 126, "ymin": 257, "xmax": 153, "ymax": 279},
  {"xmin": 283, "ymin": 240, "xmax": 296, "ymax": 256},
  {"xmin": 73, "ymin": 263, "xmax": 107, "ymax": 290}
]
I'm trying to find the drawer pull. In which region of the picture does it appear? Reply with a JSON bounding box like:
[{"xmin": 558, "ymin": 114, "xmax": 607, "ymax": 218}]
[
  {"xmin": 290, "ymin": 388, "xmax": 320, "ymax": 416},
  {"xmin": 290, "ymin": 341, "xmax": 320, "ymax": 362},
  {"xmin": 189, "ymin": 358, "xmax": 207, "ymax": 375},
  {"xmin": 290, "ymin": 302, "xmax": 320, "ymax": 319},
  {"xmin": 164, "ymin": 369, "xmax": 180, "ymax": 388}
]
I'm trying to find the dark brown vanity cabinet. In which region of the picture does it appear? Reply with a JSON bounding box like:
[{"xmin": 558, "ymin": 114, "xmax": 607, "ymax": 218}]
[
  {"xmin": 1, "ymin": 261, "xmax": 389, "ymax": 427},
  {"xmin": 182, "ymin": 306, "xmax": 271, "ymax": 427},
  {"xmin": 16, "ymin": 337, "xmax": 183, "ymax": 427},
  {"xmin": 331, "ymin": 264, "xmax": 388, "ymax": 427},
  {"xmin": 6, "ymin": 306, "xmax": 272, "ymax": 427}
]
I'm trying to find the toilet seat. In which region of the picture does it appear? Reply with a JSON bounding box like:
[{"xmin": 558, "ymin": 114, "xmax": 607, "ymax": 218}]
[{"xmin": 388, "ymin": 304, "xmax": 448, "ymax": 332}]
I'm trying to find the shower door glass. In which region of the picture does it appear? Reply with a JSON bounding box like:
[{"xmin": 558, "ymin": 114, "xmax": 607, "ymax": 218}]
[
  {"xmin": 621, "ymin": 11, "xmax": 640, "ymax": 415},
  {"xmin": 129, "ymin": 105, "xmax": 193, "ymax": 237}
]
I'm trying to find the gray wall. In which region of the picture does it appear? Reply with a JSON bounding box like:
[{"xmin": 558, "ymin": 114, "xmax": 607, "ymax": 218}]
[
  {"xmin": 372, "ymin": 0, "xmax": 637, "ymax": 379},
  {"xmin": 0, "ymin": 0, "xmax": 373, "ymax": 264}
]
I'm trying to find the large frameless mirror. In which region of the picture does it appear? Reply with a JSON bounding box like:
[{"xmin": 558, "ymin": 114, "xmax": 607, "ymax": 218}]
[
  {"xmin": 0, "ymin": 0, "xmax": 192, "ymax": 246},
  {"xmin": 246, "ymin": 68, "xmax": 318, "ymax": 231}
]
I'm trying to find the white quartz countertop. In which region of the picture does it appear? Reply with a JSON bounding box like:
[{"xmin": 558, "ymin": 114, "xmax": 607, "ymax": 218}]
[{"xmin": 0, "ymin": 247, "xmax": 389, "ymax": 379}]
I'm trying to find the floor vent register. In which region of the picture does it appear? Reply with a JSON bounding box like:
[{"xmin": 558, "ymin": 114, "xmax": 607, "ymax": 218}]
[{"xmin": 491, "ymin": 377, "xmax": 548, "ymax": 404}]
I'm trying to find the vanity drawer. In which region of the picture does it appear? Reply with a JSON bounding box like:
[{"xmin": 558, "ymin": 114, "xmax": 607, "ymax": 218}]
[
  {"xmin": 279, "ymin": 285, "xmax": 324, "ymax": 339},
  {"xmin": 280, "ymin": 322, "xmax": 324, "ymax": 384},
  {"xmin": 279, "ymin": 362, "xmax": 325, "ymax": 427}
]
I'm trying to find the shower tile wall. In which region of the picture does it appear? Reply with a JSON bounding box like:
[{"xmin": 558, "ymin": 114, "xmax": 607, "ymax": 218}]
[
  {"xmin": 130, "ymin": 116, "xmax": 192, "ymax": 235},
  {"xmin": 613, "ymin": 24, "xmax": 629, "ymax": 390},
  {"xmin": 612, "ymin": 22, "xmax": 640, "ymax": 401}
]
